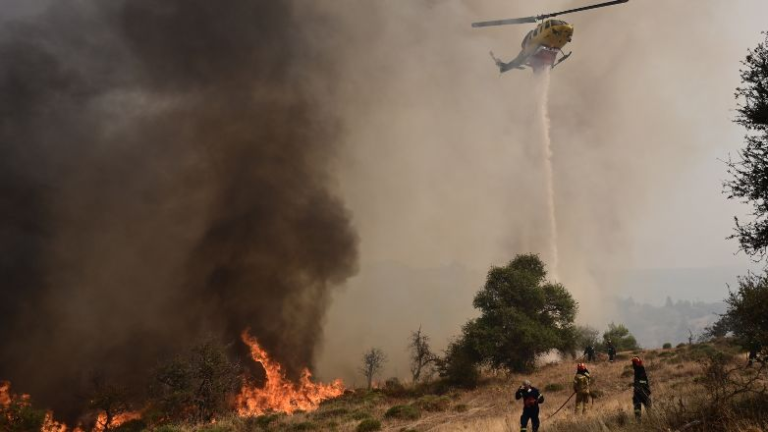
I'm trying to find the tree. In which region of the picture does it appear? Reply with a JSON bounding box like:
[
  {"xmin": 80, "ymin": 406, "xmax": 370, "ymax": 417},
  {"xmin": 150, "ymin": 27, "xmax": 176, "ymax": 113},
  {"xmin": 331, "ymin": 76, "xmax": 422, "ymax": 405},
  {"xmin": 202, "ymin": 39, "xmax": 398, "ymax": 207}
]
[
  {"xmin": 602, "ymin": 323, "xmax": 639, "ymax": 352},
  {"xmin": 725, "ymin": 32, "xmax": 768, "ymax": 259},
  {"xmin": 408, "ymin": 326, "xmax": 436, "ymax": 383},
  {"xmin": 710, "ymin": 272, "xmax": 768, "ymax": 349},
  {"xmin": 359, "ymin": 348, "xmax": 386, "ymax": 390},
  {"xmin": 462, "ymin": 254, "xmax": 578, "ymax": 372},
  {"xmin": 150, "ymin": 338, "xmax": 240, "ymax": 423},
  {"xmin": 575, "ymin": 325, "xmax": 600, "ymax": 350},
  {"xmin": 86, "ymin": 373, "xmax": 131, "ymax": 432}
]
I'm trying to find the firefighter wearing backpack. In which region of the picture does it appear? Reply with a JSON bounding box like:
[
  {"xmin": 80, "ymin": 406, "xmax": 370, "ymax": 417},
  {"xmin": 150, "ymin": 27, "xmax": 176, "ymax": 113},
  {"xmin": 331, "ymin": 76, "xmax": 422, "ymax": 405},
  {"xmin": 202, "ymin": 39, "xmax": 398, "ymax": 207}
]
[
  {"xmin": 573, "ymin": 363, "xmax": 592, "ymax": 414},
  {"xmin": 631, "ymin": 356, "xmax": 652, "ymax": 420},
  {"xmin": 515, "ymin": 380, "xmax": 545, "ymax": 432}
]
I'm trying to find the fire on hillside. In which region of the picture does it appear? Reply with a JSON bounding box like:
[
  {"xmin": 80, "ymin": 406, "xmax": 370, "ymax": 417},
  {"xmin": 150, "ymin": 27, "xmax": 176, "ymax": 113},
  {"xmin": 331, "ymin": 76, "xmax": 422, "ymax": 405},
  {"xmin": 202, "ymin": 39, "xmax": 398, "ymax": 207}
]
[
  {"xmin": 237, "ymin": 330, "xmax": 345, "ymax": 416},
  {"xmin": 2, "ymin": 332, "xmax": 345, "ymax": 430}
]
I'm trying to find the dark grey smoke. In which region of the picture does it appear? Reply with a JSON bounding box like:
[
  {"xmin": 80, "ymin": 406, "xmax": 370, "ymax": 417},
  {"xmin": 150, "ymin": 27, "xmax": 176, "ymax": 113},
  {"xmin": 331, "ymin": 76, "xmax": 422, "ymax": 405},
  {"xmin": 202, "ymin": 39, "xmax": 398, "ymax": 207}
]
[{"xmin": 0, "ymin": 0, "xmax": 357, "ymax": 421}]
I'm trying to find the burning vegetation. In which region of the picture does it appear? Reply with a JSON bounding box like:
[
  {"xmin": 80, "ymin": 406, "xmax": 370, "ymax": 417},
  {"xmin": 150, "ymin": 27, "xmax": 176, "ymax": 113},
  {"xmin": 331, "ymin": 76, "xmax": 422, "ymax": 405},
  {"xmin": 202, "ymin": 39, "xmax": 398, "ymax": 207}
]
[
  {"xmin": 237, "ymin": 331, "xmax": 345, "ymax": 416},
  {"xmin": 2, "ymin": 333, "xmax": 347, "ymax": 431},
  {"xmin": 0, "ymin": 0, "xmax": 357, "ymax": 427}
]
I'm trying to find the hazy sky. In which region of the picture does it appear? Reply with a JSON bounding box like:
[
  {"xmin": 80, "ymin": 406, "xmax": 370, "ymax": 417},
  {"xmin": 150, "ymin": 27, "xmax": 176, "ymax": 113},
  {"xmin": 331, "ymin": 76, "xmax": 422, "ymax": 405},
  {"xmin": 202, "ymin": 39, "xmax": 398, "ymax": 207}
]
[{"xmin": 317, "ymin": 0, "xmax": 768, "ymax": 381}]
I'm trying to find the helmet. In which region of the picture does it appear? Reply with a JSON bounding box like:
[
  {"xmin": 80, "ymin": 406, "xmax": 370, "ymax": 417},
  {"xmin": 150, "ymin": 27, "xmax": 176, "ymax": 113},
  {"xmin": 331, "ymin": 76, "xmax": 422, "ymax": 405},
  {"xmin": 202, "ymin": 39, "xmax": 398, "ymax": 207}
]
[
  {"xmin": 577, "ymin": 363, "xmax": 587, "ymax": 372},
  {"xmin": 632, "ymin": 356, "xmax": 643, "ymax": 367},
  {"xmin": 523, "ymin": 379, "xmax": 532, "ymax": 387}
]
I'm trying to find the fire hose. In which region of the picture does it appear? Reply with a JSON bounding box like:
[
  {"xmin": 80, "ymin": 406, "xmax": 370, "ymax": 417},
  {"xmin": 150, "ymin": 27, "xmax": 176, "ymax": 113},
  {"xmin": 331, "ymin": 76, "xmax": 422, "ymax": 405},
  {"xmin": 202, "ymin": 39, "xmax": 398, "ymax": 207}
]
[{"xmin": 543, "ymin": 391, "xmax": 576, "ymax": 422}]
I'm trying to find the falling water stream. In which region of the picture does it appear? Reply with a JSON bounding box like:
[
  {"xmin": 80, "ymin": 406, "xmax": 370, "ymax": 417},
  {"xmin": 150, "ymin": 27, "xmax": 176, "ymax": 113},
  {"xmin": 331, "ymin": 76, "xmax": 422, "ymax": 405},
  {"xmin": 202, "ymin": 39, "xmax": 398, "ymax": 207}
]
[{"xmin": 535, "ymin": 70, "xmax": 559, "ymax": 278}]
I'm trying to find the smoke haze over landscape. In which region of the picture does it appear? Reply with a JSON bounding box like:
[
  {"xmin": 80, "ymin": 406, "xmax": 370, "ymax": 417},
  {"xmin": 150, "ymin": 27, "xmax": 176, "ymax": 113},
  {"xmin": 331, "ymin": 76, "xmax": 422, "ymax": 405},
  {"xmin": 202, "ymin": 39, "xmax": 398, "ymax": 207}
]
[{"xmin": 1, "ymin": 0, "xmax": 768, "ymax": 410}]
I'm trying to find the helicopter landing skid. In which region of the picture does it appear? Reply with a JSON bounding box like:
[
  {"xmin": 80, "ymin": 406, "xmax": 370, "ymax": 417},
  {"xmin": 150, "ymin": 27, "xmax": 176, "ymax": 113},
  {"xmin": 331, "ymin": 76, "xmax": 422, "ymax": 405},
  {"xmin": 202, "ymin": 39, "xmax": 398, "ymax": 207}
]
[{"xmin": 553, "ymin": 51, "xmax": 572, "ymax": 69}]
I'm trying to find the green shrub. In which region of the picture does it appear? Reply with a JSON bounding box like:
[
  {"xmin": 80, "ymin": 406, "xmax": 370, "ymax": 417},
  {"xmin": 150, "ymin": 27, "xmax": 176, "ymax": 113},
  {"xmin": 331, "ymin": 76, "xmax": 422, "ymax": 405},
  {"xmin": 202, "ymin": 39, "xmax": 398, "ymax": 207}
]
[
  {"xmin": 676, "ymin": 342, "xmax": 687, "ymax": 349},
  {"xmin": 663, "ymin": 342, "xmax": 672, "ymax": 349},
  {"xmin": 348, "ymin": 410, "xmax": 372, "ymax": 421},
  {"xmin": 454, "ymin": 404, "xmax": 469, "ymax": 413},
  {"xmin": 384, "ymin": 404, "xmax": 421, "ymax": 420},
  {"xmin": 314, "ymin": 407, "xmax": 349, "ymax": 420},
  {"xmin": 435, "ymin": 338, "xmax": 480, "ymax": 389},
  {"xmin": 544, "ymin": 383, "xmax": 565, "ymax": 392},
  {"xmin": 415, "ymin": 395, "xmax": 451, "ymax": 412},
  {"xmin": 290, "ymin": 422, "xmax": 317, "ymax": 431},
  {"xmin": 0, "ymin": 402, "xmax": 47, "ymax": 432},
  {"xmin": 153, "ymin": 426, "xmax": 184, "ymax": 432},
  {"xmin": 361, "ymin": 390, "xmax": 385, "ymax": 405},
  {"xmin": 199, "ymin": 425, "xmax": 234, "ymax": 432},
  {"xmin": 244, "ymin": 414, "xmax": 280, "ymax": 430},
  {"xmin": 356, "ymin": 419, "xmax": 382, "ymax": 432}
]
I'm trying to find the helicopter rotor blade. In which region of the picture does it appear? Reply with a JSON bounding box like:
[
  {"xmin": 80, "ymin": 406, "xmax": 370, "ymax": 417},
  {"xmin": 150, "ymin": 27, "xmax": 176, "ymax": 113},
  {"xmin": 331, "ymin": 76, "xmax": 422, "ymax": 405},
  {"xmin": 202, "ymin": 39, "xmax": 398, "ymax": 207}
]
[
  {"xmin": 471, "ymin": 16, "xmax": 537, "ymax": 28},
  {"xmin": 537, "ymin": 0, "xmax": 629, "ymax": 20},
  {"xmin": 471, "ymin": 0, "xmax": 628, "ymax": 28}
]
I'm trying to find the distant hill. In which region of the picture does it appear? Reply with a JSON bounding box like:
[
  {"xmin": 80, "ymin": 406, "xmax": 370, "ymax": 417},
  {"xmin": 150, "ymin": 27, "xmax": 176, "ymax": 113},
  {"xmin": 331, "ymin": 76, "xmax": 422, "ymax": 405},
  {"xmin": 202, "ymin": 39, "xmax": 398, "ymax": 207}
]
[{"xmin": 609, "ymin": 297, "xmax": 726, "ymax": 349}]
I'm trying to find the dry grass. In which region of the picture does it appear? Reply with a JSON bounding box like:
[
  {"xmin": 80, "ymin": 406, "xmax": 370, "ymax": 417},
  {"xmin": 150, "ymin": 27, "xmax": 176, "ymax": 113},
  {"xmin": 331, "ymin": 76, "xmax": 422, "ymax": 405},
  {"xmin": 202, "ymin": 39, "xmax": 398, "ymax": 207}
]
[{"xmin": 166, "ymin": 343, "xmax": 767, "ymax": 431}]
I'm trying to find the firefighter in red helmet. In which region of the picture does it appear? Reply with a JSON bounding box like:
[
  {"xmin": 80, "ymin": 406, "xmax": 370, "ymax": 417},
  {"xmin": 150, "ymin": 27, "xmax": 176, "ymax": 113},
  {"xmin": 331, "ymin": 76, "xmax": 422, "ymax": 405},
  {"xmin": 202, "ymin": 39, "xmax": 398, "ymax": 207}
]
[
  {"xmin": 573, "ymin": 363, "xmax": 592, "ymax": 414},
  {"xmin": 631, "ymin": 356, "xmax": 651, "ymax": 420}
]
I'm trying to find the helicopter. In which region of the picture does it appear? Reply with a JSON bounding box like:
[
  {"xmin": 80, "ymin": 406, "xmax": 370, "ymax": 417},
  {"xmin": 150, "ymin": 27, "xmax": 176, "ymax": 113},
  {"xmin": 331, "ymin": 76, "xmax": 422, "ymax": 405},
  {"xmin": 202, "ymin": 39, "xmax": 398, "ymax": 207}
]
[{"xmin": 472, "ymin": 0, "xmax": 629, "ymax": 73}]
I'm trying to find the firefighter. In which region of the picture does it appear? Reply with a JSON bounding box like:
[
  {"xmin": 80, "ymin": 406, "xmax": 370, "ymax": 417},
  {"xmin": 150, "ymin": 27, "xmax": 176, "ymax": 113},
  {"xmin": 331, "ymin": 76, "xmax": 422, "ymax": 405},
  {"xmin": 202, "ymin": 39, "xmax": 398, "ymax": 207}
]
[
  {"xmin": 584, "ymin": 344, "xmax": 596, "ymax": 362},
  {"xmin": 573, "ymin": 363, "xmax": 592, "ymax": 414},
  {"xmin": 748, "ymin": 341, "xmax": 762, "ymax": 366},
  {"xmin": 631, "ymin": 356, "xmax": 651, "ymax": 420},
  {"xmin": 607, "ymin": 340, "xmax": 616, "ymax": 362},
  {"xmin": 515, "ymin": 380, "xmax": 545, "ymax": 432}
]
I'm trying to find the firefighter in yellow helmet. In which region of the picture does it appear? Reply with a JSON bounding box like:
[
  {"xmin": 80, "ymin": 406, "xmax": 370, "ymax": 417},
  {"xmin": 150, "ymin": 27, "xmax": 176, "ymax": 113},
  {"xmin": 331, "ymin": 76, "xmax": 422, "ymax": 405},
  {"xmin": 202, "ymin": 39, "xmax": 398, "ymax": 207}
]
[{"xmin": 573, "ymin": 363, "xmax": 592, "ymax": 414}]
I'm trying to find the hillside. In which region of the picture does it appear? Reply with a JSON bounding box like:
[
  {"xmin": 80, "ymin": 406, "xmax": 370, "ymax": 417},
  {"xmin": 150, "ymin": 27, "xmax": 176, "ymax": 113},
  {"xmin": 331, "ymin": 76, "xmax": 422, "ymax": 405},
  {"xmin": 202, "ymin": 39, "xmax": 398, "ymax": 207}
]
[{"xmin": 165, "ymin": 340, "xmax": 764, "ymax": 432}]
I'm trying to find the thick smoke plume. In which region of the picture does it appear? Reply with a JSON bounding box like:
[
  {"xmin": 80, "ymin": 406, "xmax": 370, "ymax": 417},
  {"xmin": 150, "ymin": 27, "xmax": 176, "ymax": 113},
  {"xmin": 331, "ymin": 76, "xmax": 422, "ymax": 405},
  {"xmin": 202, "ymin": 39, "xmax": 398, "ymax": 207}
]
[{"xmin": 0, "ymin": 0, "xmax": 357, "ymax": 421}]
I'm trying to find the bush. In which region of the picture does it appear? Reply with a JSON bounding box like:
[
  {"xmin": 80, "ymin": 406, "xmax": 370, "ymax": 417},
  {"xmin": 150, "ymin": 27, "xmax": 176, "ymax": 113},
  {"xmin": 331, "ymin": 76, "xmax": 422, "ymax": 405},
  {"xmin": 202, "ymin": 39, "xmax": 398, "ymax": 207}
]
[
  {"xmin": 356, "ymin": 419, "xmax": 382, "ymax": 432},
  {"xmin": 113, "ymin": 419, "xmax": 147, "ymax": 432},
  {"xmin": 349, "ymin": 410, "xmax": 373, "ymax": 421},
  {"xmin": 0, "ymin": 401, "xmax": 47, "ymax": 432},
  {"xmin": 199, "ymin": 425, "xmax": 234, "ymax": 432},
  {"xmin": 314, "ymin": 407, "xmax": 349, "ymax": 420},
  {"xmin": 290, "ymin": 422, "xmax": 317, "ymax": 431},
  {"xmin": 149, "ymin": 337, "xmax": 240, "ymax": 423},
  {"xmin": 246, "ymin": 414, "xmax": 280, "ymax": 430},
  {"xmin": 454, "ymin": 404, "xmax": 469, "ymax": 413},
  {"xmin": 384, "ymin": 404, "xmax": 421, "ymax": 420},
  {"xmin": 677, "ymin": 342, "xmax": 687, "ymax": 348},
  {"xmin": 415, "ymin": 395, "xmax": 451, "ymax": 412},
  {"xmin": 154, "ymin": 426, "xmax": 184, "ymax": 432},
  {"xmin": 435, "ymin": 337, "xmax": 480, "ymax": 389},
  {"xmin": 544, "ymin": 383, "xmax": 565, "ymax": 392},
  {"xmin": 663, "ymin": 342, "xmax": 672, "ymax": 349}
]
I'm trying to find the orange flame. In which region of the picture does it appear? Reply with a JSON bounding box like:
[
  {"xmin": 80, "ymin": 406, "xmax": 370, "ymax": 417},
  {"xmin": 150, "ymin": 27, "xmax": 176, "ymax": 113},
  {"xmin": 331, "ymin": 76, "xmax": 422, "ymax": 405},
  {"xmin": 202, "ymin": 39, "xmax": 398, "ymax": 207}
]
[
  {"xmin": 236, "ymin": 331, "xmax": 344, "ymax": 416},
  {"xmin": 41, "ymin": 412, "xmax": 68, "ymax": 432},
  {"xmin": 92, "ymin": 411, "xmax": 142, "ymax": 432},
  {"xmin": 0, "ymin": 381, "xmax": 11, "ymax": 408}
]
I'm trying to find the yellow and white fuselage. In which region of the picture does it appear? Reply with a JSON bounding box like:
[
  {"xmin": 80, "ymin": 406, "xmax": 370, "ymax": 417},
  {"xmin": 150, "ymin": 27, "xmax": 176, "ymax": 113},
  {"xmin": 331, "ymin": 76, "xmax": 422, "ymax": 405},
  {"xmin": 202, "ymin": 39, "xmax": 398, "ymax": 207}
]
[{"xmin": 511, "ymin": 19, "xmax": 574, "ymax": 72}]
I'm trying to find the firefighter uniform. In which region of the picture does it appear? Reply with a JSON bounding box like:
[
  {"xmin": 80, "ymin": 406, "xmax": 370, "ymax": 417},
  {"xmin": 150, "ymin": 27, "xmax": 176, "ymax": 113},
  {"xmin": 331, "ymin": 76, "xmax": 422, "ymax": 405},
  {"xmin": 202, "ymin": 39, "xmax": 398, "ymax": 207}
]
[
  {"xmin": 573, "ymin": 365, "xmax": 592, "ymax": 415},
  {"xmin": 515, "ymin": 382, "xmax": 544, "ymax": 432},
  {"xmin": 632, "ymin": 358, "xmax": 652, "ymax": 419}
]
